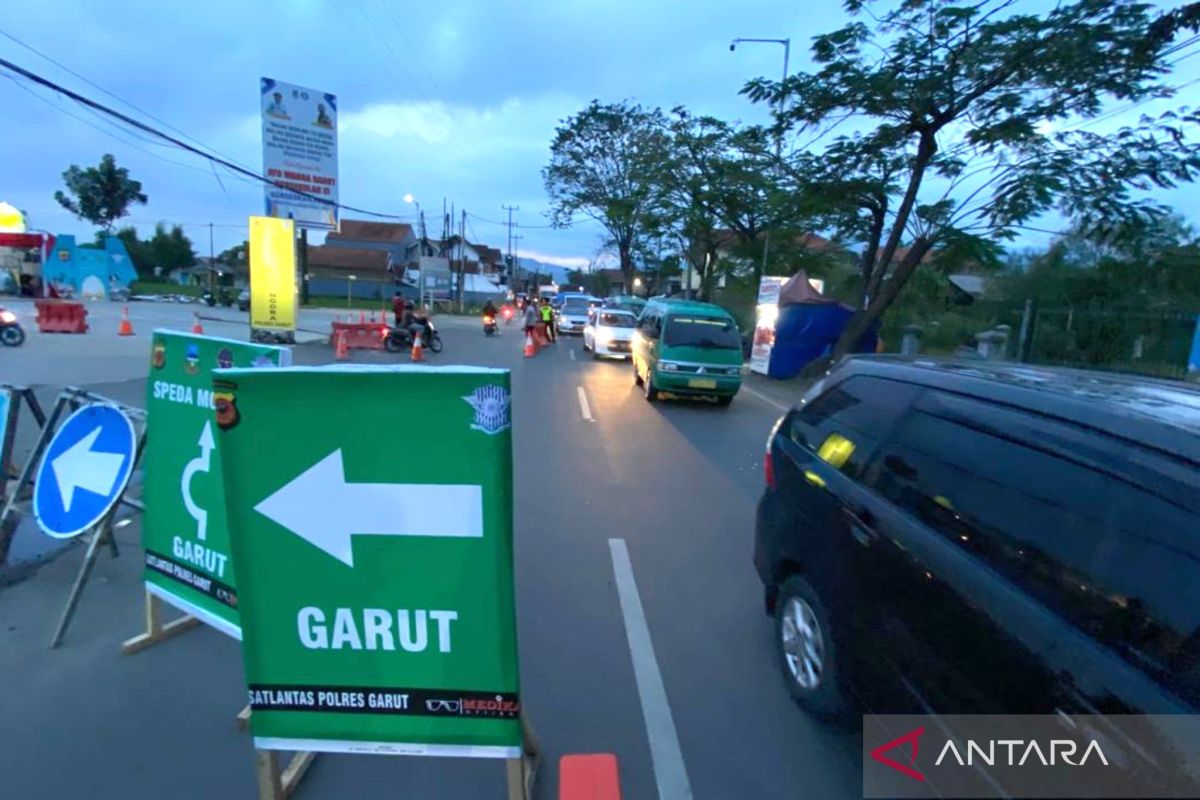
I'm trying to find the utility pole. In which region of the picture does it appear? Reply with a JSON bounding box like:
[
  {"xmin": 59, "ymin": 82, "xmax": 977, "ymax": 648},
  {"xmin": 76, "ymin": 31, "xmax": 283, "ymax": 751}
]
[
  {"xmin": 457, "ymin": 208, "xmax": 467, "ymax": 312},
  {"xmin": 513, "ymin": 234, "xmax": 525, "ymax": 292},
  {"xmin": 208, "ymin": 222, "xmax": 215, "ymax": 292},
  {"xmin": 501, "ymin": 204, "xmax": 519, "ymax": 288}
]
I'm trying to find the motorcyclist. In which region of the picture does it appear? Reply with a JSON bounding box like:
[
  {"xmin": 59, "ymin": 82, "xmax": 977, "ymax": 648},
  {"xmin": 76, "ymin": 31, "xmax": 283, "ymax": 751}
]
[
  {"xmin": 482, "ymin": 300, "xmax": 497, "ymax": 320},
  {"xmin": 410, "ymin": 303, "xmax": 434, "ymax": 344}
]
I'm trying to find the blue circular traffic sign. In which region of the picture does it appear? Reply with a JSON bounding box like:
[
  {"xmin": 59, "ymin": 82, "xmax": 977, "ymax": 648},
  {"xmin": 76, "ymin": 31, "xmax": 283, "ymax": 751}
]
[{"xmin": 34, "ymin": 404, "xmax": 136, "ymax": 539}]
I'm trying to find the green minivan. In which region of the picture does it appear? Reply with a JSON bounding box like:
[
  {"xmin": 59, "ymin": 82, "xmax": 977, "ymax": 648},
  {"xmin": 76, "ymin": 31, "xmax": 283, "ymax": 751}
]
[{"xmin": 632, "ymin": 298, "xmax": 744, "ymax": 405}]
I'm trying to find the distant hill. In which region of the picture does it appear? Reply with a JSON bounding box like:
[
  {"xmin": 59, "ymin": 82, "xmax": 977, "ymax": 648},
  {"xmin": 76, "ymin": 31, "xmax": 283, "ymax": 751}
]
[{"xmin": 516, "ymin": 257, "xmax": 573, "ymax": 284}]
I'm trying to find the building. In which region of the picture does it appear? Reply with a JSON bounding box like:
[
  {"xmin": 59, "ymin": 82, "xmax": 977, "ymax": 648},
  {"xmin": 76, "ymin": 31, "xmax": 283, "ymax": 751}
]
[
  {"xmin": 325, "ymin": 219, "xmax": 419, "ymax": 274},
  {"xmin": 305, "ymin": 244, "xmax": 403, "ymax": 301}
]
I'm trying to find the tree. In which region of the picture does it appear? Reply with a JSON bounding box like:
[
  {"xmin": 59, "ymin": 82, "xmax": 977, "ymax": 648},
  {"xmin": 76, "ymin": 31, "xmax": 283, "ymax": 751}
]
[
  {"xmin": 145, "ymin": 223, "xmax": 196, "ymax": 271},
  {"xmin": 543, "ymin": 101, "xmax": 670, "ymax": 293},
  {"xmin": 217, "ymin": 240, "xmax": 249, "ymax": 267},
  {"xmin": 54, "ymin": 154, "xmax": 147, "ymax": 233},
  {"xmin": 745, "ymin": 0, "xmax": 1200, "ymax": 362}
]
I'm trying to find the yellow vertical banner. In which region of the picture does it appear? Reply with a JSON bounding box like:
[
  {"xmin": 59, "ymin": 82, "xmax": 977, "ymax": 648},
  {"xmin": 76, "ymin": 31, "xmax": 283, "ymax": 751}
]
[{"xmin": 249, "ymin": 216, "xmax": 296, "ymax": 334}]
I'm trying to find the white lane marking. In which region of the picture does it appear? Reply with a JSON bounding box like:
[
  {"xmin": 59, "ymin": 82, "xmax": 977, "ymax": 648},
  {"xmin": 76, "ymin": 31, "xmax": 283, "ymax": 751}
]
[
  {"xmin": 576, "ymin": 386, "xmax": 595, "ymax": 421},
  {"xmin": 570, "ymin": 348, "xmax": 576, "ymax": 361},
  {"xmin": 608, "ymin": 538, "xmax": 693, "ymax": 800},
  {"xmin": 742, "ymin": 386, "xmax": 789, "ymax": 412}
]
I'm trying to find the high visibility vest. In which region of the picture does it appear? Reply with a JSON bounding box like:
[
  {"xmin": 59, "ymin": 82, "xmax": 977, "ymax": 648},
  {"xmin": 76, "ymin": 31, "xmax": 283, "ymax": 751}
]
[{"xmin": 540, "ymin": 305, "xmax": 553, "ymax": 322}]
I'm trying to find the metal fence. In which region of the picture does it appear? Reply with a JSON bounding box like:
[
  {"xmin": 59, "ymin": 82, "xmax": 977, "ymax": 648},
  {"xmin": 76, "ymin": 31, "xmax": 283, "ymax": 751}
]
[{"xmin": 1026, "ymin": 306, "xmax": 1198, "ymax": 379}]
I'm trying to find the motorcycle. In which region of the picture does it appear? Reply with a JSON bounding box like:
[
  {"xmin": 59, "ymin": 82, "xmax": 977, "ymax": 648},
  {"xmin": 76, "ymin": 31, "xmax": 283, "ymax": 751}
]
[
  {"xmin": 483, "ymin": 314, "xmax": 498, "ymax": 337},
  {"xmin": 201, "ymin": 289, "xmax": 217, "ymax": 307},
  {"xmin": 383, "ymin": 320, "xmax": 443, "ymax": 354},
  {"xmin": 501, "ymin": 305, "xmax": 514, "ymax": 325},
  {"xmin": 0, "ymin": 307, "xmax": 25, "ymax": 347}
]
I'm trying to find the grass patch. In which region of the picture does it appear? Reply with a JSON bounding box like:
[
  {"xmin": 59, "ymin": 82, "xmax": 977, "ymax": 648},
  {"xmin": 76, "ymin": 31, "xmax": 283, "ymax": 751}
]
[{"xmin": 132, "ymin": 280, "xmax": 203, "ymax": 296}]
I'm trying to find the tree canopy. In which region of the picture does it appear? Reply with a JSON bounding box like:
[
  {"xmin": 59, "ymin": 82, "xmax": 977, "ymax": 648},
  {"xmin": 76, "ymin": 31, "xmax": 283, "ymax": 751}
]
[
  {"xmin": 54, "ymin": 154, "xmax": 148, "ymax": 233},
  {"xmin": 542, "ymin": 101, "xmax": 670, "ymax": 291},
  {"xmin": 738, "ymin": 0, "xmax": 1199, "ymax": 358}
]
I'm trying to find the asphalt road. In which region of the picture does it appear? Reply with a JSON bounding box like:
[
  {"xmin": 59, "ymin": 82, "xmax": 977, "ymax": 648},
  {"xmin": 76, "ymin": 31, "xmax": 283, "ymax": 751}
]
[{"xmin": 0, "ymin": 317, "xmax": 862, "ymax": 798}]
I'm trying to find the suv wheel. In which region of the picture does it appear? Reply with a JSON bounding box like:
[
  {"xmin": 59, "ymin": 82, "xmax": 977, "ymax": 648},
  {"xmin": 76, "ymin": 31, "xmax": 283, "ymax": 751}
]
[{"xmin": 775, "ymin": 575, "xmax": 848, "ymax": 719}]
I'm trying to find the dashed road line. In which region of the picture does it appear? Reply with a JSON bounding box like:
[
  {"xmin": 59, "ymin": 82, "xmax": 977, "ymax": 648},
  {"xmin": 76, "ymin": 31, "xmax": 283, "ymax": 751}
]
[
  {"xmin": 577, "ymin": 386, "xmax": 595, "ymax": 421},
  {"xmin": 570, "ymin": 348, "xmax": 576, "ymax": 361},
  {"xmin": 608, "ymin": 538, "xmax": 693, "ymax": 799}
]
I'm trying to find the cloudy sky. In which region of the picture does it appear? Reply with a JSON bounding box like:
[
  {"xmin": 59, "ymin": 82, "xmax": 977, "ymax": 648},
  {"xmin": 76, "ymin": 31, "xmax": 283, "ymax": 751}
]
[{"xmin": 1, "ymin": 0, "xmax": 1197, "ymax": 267}]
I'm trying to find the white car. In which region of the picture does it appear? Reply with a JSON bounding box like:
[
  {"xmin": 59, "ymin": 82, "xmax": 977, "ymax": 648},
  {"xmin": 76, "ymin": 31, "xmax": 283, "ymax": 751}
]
[
  {"xmin": 583, "ymin": 308, "xmax": 638, "ymax": 358},
  {"xmin": 556, "ymin": 298, "xmax": 593, "ymax": 335}
]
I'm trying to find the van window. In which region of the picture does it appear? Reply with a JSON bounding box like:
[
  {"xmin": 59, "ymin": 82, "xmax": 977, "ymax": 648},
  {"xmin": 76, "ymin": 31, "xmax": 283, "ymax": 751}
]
[
  {"xmin": 790, "ymin": 377, "xmax": 920, "ymax": 480},
  {"xmin": 871, "ymin": 403, "xmax": 1200, "ymax": 699},
  {"xmin": 640, "ymin": 312, "xmax": 660, "ymax": 339},
  {"xmin": 663, "ymin": 315, "xmax": 740, "ymax": 349}
]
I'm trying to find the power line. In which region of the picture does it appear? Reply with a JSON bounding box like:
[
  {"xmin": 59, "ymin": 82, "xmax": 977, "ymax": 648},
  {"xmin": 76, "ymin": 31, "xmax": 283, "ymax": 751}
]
[
  {"xmin": 0, "ymin": 55, "xmax": 410, "ymax": 221},
  {"xmin": 0, "ymin": 25, "xmax": 257, "ymax": 174},
  {"xmin": 1, "ymin": 73, "xmax": 216, "ymax": 177}
]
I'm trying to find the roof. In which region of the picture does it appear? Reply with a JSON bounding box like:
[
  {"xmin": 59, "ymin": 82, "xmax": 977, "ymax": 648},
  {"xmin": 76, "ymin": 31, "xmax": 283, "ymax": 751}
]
[
  {"xmin": 835, "ymin": 356, "xmax": 1200, "ymax": 464},
  {"xmin": 645, "ymin": 297, "xmax": 734, "ymax": 317},
  {"xmin": 948, "ymin": 274, "xmax": 987, "ymax": 297},
  {"xmin": 327, "ymin": 219, "xmax": 414, "ymax": 244},
  {"xmin": 307, "ymin": 245, "xmax": 391, "ymax": 273}
]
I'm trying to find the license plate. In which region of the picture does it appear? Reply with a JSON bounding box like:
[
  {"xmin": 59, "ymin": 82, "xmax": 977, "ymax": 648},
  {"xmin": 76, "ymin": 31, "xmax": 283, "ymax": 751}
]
[{"xmin": 688, "ymin": 379, "xmax": 717, "ymax": 389}]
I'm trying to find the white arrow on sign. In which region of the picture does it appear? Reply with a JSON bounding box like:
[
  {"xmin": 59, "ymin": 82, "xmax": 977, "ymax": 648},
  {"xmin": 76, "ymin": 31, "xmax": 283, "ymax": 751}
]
[
  {"xmin": 254, "ymin": 449, "xmax": 483, "ymax": 567},
  {"xmin": 181, "ymin": 421, "xmax": 215, "ymax": 541},
  {"xmin": 51, "ymin": 426, "xmax": 126, "ymax": 513}
]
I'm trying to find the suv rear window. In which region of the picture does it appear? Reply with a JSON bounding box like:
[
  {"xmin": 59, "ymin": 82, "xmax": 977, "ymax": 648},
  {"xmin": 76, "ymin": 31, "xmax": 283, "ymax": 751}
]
[
  {"xmin": 663, "ymin": 316, "xmax": 740, "ymax": 349},
  {"xmin": 598, "ymin": 312, "xmax": 635, "ymax": 328}
]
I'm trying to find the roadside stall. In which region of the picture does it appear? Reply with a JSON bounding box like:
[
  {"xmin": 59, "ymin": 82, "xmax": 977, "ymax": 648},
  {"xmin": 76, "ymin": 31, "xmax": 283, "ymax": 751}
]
[{"xmin": 750, "ymin": 271, "xmax": 877, "ymax": 379}]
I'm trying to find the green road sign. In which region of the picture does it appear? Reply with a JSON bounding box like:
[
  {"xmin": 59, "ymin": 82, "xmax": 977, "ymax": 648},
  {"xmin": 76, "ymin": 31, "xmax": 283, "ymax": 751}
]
[
  {"xmin": 215, "ymin": 365, "xmax": 520, "ymax": 757},
  {"xmin": 142, "ymin": 331, "xmax": 291, "ymax": 637}
]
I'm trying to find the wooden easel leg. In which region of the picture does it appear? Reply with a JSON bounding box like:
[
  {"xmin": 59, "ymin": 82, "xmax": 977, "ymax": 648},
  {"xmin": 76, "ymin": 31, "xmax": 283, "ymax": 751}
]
[
  {"xmin": 280, "ymin": 751, "xmax": 316, "ymax": 795},
  {"xmin": 508, "ymin": 712, "xmax": 541, "ymax": 800},
  {"xmin": 121, "ymin": 590, "xmax": 200, "ymax": 655},
  {"xmin": 255, "ymin": 747, "xmax": 315, "ymax": 800},
  {"xmin": 256, "ymin": 749, "xmax": 285, "ymax": 800},
  {"xmin": 236, "ymin": 704, "xmax": 252, "ymax": 730},
  {"xmin": 48, "ymin": 522, "xmax": 109, "ymax": 648}
]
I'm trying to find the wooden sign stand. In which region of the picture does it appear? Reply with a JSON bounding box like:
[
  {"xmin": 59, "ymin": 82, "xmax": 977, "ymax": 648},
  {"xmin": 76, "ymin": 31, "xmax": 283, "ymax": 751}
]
[
  {"xmin": 240, "ymin": 709, "xmax": 539, "ymax": 799},
  {"xmin": 121, "ymin": 590, "xmax": 201, "ymax": 654}
]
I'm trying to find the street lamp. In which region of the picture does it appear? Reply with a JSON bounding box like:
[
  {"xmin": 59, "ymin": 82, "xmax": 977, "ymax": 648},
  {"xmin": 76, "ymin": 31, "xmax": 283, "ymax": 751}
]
[
  {"xmin": 347, "ymin": 274, "xmax": 357, "ymax": 309},
  {"xmin": 633, "ymin": 276, "xmax": 643, "ymax": 297},
  {"xmin": 730, "ymin": 36, "xmax": 791, "ymax": 280}
]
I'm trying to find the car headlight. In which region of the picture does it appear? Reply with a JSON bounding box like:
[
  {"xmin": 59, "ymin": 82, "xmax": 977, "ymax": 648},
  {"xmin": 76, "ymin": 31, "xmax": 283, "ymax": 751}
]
[{"xmin": 660, "ymin": 361, "xmax": 679, "ymax": 371}]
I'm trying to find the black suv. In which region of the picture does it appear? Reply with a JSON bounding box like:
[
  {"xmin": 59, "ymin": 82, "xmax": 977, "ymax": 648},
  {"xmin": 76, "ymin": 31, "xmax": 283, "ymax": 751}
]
[{"xmin": 754, "ymin": 356, "xmax": 1200, "ymax": 725}]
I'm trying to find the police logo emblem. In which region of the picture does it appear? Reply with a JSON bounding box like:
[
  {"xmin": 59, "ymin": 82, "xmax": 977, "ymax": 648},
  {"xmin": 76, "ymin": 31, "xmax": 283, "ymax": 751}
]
[{"xmin": 463, "ymin": 385, "xmax": 511, "ymax": 435}]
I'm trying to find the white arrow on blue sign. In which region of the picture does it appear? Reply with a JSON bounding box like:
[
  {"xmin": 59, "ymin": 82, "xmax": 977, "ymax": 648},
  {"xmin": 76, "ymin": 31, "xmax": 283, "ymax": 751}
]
[{"xmin": 34, "ymin": 404, "xmax": 137, "ymax": 539}]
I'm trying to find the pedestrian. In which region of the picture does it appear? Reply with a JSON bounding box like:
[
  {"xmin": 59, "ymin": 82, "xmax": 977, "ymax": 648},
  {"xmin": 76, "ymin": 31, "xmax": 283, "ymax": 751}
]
[
  {"xmin": 523, "ymin": 298, "xmax": 539, "ymax": 338},
  {"xmin": 539, "ymin": 297, "xmax": 556, "ymax": 343}
]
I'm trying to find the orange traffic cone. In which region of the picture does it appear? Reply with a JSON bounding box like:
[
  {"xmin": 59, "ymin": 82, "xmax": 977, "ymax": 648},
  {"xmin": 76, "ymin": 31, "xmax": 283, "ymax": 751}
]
[
  {"xmin": 334, "ymin": 330, "xmax": 349, "ymax": 360},
  {"xmin": 524, "ymin": 331, "xmax": 536, "ymax": 358},
  {"xmin": 411, "ymin": 332, "xmax": 424, "ymax": 362},
  {"xmin": 117, "ymin": 306, "xmax": 134, "ymax": 336},
  {"xmin": 192, "ymin": 312, "xmax": 204, "ymax": 334}
]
